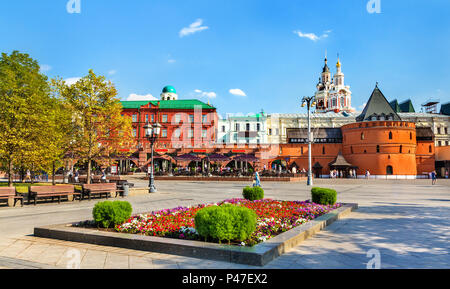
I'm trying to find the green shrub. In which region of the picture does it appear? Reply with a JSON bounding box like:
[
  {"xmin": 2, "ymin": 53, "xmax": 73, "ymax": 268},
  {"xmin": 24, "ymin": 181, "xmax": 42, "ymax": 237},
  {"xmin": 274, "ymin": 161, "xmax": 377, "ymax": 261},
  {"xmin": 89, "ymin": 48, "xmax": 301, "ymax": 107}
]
[
  {"xmin": 92, "ymin": 201, "xmax": 133, "ymax": 228},
  {"xmin": 311, "ymin": 187, "xmax": 337, "ymax": 205},
  {"xmin": 242, "ymin": 186, "xmax": 264, "ymax": 201},
  {"xmin": 195, "ymin": 204, "xmax": 257, "ymax": 242}
]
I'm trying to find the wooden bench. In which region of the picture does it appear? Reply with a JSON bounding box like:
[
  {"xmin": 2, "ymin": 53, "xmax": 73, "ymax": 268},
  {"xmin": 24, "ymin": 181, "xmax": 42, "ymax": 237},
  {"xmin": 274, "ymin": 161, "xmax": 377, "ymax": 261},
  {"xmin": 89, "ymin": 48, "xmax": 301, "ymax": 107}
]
[
  {"xmin": 0, "ymin": 187, "xmax": 24, "ymax": 207},
  {"xmin": 82, "ymin": 183, "xmax": 122, "ymax": 200},
  {"xmin": 28, "ymin": 185, "xmax": 81, "ymax": 206}
]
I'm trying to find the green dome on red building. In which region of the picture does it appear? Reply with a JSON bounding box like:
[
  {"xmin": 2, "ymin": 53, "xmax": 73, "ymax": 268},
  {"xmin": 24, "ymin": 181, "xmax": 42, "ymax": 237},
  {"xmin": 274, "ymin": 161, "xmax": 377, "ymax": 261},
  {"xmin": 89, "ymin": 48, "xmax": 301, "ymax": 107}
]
[{"xmin": 162, "ymin": 85, "xmax": 177, "ymax": 94}]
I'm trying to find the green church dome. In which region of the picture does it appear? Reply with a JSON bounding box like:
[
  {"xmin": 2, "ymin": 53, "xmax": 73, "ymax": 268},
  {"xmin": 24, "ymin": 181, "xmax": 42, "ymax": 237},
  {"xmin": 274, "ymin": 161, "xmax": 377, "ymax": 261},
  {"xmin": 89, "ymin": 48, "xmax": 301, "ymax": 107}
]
[{"xmin": 162, "ymin": 85, "xmax": 176, "ymax": 94}]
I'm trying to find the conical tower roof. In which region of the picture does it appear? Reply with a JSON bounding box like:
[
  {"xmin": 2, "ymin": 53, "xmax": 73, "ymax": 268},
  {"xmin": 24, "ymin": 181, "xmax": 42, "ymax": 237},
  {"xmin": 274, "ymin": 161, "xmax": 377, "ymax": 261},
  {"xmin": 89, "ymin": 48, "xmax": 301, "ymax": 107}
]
[{"xmin": 356, "ymin": 84, "xmax": 401, "ymax": 122}]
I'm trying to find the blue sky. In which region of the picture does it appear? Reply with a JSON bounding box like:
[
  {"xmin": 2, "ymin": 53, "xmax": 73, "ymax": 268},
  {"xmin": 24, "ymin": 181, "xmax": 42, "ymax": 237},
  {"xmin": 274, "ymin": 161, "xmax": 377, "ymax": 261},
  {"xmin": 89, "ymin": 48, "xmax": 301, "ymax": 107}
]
[{"xmin": 1, "ymin": 0, "xmax": 449, "ymax": 116}]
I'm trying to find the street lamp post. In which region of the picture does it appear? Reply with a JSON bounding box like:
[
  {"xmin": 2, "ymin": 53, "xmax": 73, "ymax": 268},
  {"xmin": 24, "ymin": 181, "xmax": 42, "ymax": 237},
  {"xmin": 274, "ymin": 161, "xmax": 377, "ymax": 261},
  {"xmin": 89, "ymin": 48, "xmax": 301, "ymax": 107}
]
[
  {"xmin": 144, "ymin": 122, "xmax": 161, "ymax": 193},
  {"xmin": 302, "ymin": 96, "xmax": 316, "ymax": 186}
]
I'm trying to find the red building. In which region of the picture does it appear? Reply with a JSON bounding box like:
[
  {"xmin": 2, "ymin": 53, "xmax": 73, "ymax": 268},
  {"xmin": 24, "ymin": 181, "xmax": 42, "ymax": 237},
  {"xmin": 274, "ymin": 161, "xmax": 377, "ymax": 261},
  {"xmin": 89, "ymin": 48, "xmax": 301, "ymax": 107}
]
[{"xmin": 120, "ymin": 86, "xmax": 218, "ymax": 168}]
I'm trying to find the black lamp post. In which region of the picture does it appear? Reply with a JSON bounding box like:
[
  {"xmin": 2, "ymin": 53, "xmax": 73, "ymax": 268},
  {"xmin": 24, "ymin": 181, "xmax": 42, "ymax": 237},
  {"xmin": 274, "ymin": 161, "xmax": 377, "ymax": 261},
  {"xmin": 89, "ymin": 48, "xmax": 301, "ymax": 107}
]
[
  {"xmin": 144, "ymin": 122, "xmax": 161, "ymax": 193},
  {"xmin": 301, "ymin": 96, "xmax": 316, "ymax": 186}
]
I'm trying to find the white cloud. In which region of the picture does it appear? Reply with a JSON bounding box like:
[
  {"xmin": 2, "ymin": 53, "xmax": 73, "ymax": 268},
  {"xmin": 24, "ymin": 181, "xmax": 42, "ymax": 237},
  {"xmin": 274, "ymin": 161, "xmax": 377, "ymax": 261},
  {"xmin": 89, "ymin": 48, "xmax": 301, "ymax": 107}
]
[
  {"xmin": 65, "ymin": 77, "xmax": 81, "ymax": 86},
  {"xmin": 108, "ymin": 70, "xmax": 117, "ymax": 75},
  {"xmin": 40, "ymin": 64, "xmax": 52, "ymax": 73},
  {"xmin": 293, "ymin": 30, "xmax": 331, "ymax": 42},
  {"xmin": 358, "ymin": 103, "xmax": 367, "ymax": 110},
  {"xmin": 194, "ymin": 89, "xmax": 217, "ymax": 99},
  {"xmin": 229, "ymin": 88, "xmax": 247, "ymax": 97},
  {"xmin": 179, "ymin": 19, "xmax": 209, "ymax": 37},
  {"xmin": 127, "ymin": 93, "xmax": 158, "ymax": 101},
  {"xmin": 168, "ymin": 59, "xmax": 176, "ymax": 64}
]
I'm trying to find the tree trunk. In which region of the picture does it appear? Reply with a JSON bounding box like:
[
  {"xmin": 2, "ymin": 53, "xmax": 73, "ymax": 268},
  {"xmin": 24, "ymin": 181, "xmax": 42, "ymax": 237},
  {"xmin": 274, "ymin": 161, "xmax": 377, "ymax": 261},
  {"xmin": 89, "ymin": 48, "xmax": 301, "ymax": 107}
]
[
  {"xmin": 52, "ymin": 161, "xmax": 56, "ymax": 186},
  {"xmin": 87, "ymin": 159, "xmax": 92, "ymax": 184},
  {"xmin": 7, "ymin": 159, "xmax": 13, "ymax": 187}
]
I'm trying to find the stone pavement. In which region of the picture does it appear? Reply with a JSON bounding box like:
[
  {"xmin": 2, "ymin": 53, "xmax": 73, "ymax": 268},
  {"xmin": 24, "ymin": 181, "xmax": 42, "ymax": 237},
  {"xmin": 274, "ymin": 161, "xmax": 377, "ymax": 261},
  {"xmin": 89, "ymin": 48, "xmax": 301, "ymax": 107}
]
[{"xmin": 0, "ymin": 179, "xmax": 449, "ymax": 269}]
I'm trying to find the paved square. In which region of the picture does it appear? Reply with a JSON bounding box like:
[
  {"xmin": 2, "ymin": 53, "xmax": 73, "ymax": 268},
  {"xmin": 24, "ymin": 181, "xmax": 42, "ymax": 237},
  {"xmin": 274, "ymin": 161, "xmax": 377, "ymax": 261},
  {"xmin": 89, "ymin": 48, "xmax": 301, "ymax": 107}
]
[{"xmin": 0, "ymin": 178, "xmax": 449, "ymax": 269}]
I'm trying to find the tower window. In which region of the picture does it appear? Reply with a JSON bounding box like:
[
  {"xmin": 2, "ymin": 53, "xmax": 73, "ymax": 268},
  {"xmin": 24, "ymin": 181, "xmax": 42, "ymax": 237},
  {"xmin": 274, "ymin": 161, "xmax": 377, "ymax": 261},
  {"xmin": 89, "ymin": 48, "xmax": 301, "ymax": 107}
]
[
  {"xmin": 377, "ymin": 145, "xmax": 380, "ymax": 153},
  {"xmin": 361, "ymin": 133, "xmax": 365, "ymax": 140},
  {"xmin": 389, "ymin": 132, "xmax": 393, "ymax": 140},
  {"xmin": 400, "ymin": 145, "xmax": 403, "ymax": 153},
  {"xmin": 429, "ymin": 145, "xmax": 432, "ymax": 153},
  {"xmin": 322, "ymin": 146, "xmax": 326, "ymax": 155},
  {"xmin": 410, "ymin": 133, "xmax": 412, "ymax": 140}
]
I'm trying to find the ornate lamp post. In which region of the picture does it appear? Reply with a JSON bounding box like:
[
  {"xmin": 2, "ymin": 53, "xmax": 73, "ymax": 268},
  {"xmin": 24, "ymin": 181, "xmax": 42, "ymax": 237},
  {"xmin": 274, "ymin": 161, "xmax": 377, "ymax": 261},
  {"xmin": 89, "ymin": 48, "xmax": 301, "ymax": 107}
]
[
  {"xmin": 144, "ymin": 122, "xmax": 161, "ymax": 193},
  {"xmin": 301, "ymin": 96, "xmax": 316, "ymax": 186}
]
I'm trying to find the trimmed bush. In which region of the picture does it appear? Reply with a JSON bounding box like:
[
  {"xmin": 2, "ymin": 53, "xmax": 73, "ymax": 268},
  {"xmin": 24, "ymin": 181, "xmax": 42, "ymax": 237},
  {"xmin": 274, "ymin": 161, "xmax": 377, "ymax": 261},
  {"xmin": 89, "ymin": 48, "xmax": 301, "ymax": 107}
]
[
  {"xmin": 195, "ymin": 204, "xmax": 257, "ymax": 242},
  {"xmin": 311, "ymin": 187, "xmax": 337, "ymax": 205},
  {"xmin": 242, "ymin": 186, "xmax": 264, "ymax": 201},
  {"xmin": 92, "ymin": 201, "xmax": 133, "ymax": 228}
]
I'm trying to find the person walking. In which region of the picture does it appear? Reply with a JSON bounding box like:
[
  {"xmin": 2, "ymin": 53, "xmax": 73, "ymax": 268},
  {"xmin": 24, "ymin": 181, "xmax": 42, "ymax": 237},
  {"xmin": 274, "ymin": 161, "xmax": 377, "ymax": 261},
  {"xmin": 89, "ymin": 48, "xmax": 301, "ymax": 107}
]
[
  {"xmin": 101, "ymin": 169, "xmax": 107, "ymax": 182},
  {"xmin": 445, "ymin": 169, "xmax": 449, "ymax": 179},
  {"xmin": 253, "ymin": 170, "xmax": 261, "ymax": 188},
  {"xmin": 365, "ymin": 170, "xmax": 370, "ymax": 179},
  {"xmin": 431, "ymin": 170, "xmax": 437, "ymax": 185},
  {"xmin": 74, "ymin": 169, "xmax": 79, "ymax": 183}
]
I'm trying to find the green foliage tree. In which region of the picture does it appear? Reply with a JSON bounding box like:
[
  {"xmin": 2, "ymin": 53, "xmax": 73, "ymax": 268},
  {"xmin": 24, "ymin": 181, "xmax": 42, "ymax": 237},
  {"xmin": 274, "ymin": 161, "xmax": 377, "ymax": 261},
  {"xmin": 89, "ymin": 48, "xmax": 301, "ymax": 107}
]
[
  {"xmin": 53, "ymin": 70, "xmax": 135, "ymax": 184},
  {"xmin": 0, "ymin": 51, "xmax": 56, "ymax": 187}
]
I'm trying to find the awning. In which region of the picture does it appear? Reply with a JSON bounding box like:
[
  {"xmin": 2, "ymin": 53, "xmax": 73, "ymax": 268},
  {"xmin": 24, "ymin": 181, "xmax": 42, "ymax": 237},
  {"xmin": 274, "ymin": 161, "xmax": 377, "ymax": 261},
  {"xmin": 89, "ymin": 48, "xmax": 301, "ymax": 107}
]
[
  {"xmin": 207, "ymin": 154, "xmax": 230, "ymax": 162},
  {"xmin": 174, "ymin": 154, "xmax": 202, "ymax": 161},
  {"xmin": 233, "ymin": 154, "xmax": 259, "ymax": 162}
]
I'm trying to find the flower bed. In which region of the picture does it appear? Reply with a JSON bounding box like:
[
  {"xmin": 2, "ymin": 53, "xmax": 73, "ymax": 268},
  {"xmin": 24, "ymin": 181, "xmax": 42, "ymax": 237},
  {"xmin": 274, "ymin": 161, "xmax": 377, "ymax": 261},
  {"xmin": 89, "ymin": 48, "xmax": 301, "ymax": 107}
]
[{"xmin": 114, "ymin": 199, "xmax": 342, "ymax": 247}]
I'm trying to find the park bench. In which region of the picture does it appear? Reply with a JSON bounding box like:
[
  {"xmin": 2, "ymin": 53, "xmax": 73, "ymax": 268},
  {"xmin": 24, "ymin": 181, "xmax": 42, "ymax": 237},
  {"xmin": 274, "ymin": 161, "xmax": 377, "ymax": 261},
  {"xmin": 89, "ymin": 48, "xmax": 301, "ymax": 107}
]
[
  {"xmin": 81, "ymin": 183, "xmax": 122, "ymax": 200},
  {"xmin": 28, "ymin": 185, "xmax": 81, "ymax": 206},
  {"xmin": 0, "ymin": 187, "xmax": 24, "ymax": 207}
]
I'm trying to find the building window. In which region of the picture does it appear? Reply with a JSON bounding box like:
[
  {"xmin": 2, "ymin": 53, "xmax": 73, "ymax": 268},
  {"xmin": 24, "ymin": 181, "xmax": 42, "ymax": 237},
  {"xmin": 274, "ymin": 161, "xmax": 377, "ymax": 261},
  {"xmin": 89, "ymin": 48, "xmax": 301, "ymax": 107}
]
[
  {"xmin": 389, "ymin": 132, "xmax": 393, "ymax": 140},
  {"xmin": 151, "ymin": 115, "xmax": 155, "ymax": 122},
  {"xmin": 174, "ymin": 114, "xmax": 181, "ymax": 123},
  {"xmin": 445, "ymin": 128, "xmax": 448, "ymax": 135},
  {"xmin": 188, "ymin": 129, "xmax": 193, "ymax": 138},
  {"xmin": 235, "ymin": 123, "xmax": 240, "ymax": 131},
  {"xmin": 161, "ymin": 129, "xmax": 167, "ymax": 138},
  {"xmin": 246, "ymin": 123, "xmax": 250, "ymax": 131},
  {"xmin": 322, "ymin": 146, "xmax": 326, "ymax": 155},
  {"xmin": 429, "ymin": 145, "xmax": 432, "ymax": 153},
  {"xmin": 257, "ymin": 123, "xmax": 261, "ymax": 131},
  {"xmin": 189, "ymin": 115, "xmax": 194, "ymax": 123},
  {"xmin": 400, "ymin": 145, "xmax": 403, "ymax": 153},
  {"xmin": 202, "ymin": 115, "xmax": 208, "ymax": 123},
  {"xmin": 202, "ymin": 129, "xmax": 207, "ymax": 138},
  {"xmin": 351, "ymin": 146, "xmax": 354, "ymax": 154},
  {"xmin": 386, "ymin": 166, "xmax": 393, "ymax": 175},
  {"xmin": 269, "ymin": 129, "xmax": 272, "ymax": 135},
  {"xmin": 145, "ymin": 115, "xmax": 149, "ymax": 123},
  {"xmin": 410, "ymin": 132, "xmax": 412, "ymax": 140},
  {"xmin": 132, "ymin": 114, "xmax": 138, "ymax": 123},
  {"xmin": 276, "ymin": 129, "xmax": 279, "ymax": 135},
  {"xmin": 437, "ymin": 127, "xmax": 441, "ymax": 134},
  {"xmin": 132, "ymin": 128, "xmax": 137, "ymax": 137},
  {"xmin": 222, "ymin": 126, "xmax": 226, "ymax": 132},
  {"xmin": 173, "ymin": 129, "xmax": 181, "ymax": 138},
  {"xmin": 301, "ymin": 147, "xmax": 304, "ymax": 155},
  {"xmin": 377, "ymin": 145, "xmax": 380, "ymax": 153},
  {"xmin": 361, "ymin": 133, "xmax": 365, "ymax": 140},
  {"xmin": 438, "ymin": 141, "xmax": 442, "ymax": 147},
  {"xmin": 162, "ymin": 115, "xmax": 168, "ymax": 123}
]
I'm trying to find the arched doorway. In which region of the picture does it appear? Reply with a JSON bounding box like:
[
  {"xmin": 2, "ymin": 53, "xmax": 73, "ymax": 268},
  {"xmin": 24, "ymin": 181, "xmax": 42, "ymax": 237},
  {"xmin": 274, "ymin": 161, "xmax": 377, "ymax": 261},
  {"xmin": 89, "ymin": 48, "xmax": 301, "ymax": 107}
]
[{"xmin": 386, "ymin": 165, "xmax": 393, "ymax": 175}]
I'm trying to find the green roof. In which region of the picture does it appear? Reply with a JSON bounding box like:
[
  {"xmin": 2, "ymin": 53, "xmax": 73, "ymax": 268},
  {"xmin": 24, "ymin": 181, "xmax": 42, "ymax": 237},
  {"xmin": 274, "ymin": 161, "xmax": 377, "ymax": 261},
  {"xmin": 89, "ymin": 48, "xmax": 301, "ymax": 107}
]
[
  {"xmin": 399, "ymin": 99, "xmax": 415, "ymax": 113},
  {"xmin": 120, "ymin": 99, "xmax": 215, "ymax": 110},
  {"xmin": 357, "ymin": 85, "xmax": 402, "ymax": 122}
]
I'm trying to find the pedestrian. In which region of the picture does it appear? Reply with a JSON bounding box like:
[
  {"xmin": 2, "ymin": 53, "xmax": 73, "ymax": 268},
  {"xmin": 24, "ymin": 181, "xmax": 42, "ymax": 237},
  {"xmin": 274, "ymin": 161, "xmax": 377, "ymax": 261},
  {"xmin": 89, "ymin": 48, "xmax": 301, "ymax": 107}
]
[
  {"xmin": 253, "ymin": 170, "xmax": 261, "ymax": 188},
  {"xmin": 365, "ymin": 170, "xmax": 370, "ymax": 179},
  {"xmin": 431, "ymin": 170, "xmax": 437, "ymax": 185},
  {"xmin": 101, "ymin": 169, "xmax": 107, "ymax": 182},
  {"xmin": 25, "ymin": 170, "xmax": 31, "ymax": 182},
  {"xmin": 74, "ymin": 170, "xmax": 79, "ymax": 183},
  {"xmin": 445, "ymin": 169, "xmax": 449, "ymax": 179}
]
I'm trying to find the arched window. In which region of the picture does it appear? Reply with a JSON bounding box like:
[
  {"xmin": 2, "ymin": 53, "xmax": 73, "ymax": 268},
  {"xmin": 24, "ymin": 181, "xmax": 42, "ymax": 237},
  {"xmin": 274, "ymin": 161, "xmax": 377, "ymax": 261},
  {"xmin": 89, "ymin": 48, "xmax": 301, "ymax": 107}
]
[
  {"xmin": 386, "ymin": 166, "xmax": 393, "ymax": 175},
  {"xmin": 429, "ymin": 145, "xmax": 432, "ymax": 153},
  {"xmin": 389, "ymin": 132, "xmax": 393, "ymax": 140},
  {"xmin": 351, "ymin": 146, "xmax": 354, "ymax": 154},
  {"xmin": 322, "ymin": 146, "xmax": 326, "ymax": 155},
  {"xmin": 361, "ymin": 132, "xmax": 365, "ymax": 140},
  {"xmin": 377, "ymin": 145, "xmax": 380, "ymax": 153},
  {"xmin": 410, "ymin": 133, "xmax": 412, "ymax": 140},
  {"xmin": 400, "ymin": 145, "xmax": 403, "ymax": 153}
]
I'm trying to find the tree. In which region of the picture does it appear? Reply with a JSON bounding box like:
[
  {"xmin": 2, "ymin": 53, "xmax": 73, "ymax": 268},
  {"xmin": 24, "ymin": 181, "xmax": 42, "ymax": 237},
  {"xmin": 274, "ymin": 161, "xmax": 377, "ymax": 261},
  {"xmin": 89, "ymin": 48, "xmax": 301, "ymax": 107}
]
[
  {"xmin": 0, "ymin": 51, "xmax": 54, "ymax": 187},
  {"xmin": 54, "ymin": 70, "xmax": 135, "ymax": 184}
]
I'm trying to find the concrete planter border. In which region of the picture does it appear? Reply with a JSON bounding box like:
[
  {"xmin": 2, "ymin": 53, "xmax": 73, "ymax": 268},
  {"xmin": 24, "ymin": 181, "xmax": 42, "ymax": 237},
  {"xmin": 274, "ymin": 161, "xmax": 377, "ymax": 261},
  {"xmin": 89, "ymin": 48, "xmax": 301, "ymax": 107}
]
[{"xmin": 34, "ymin": 203, "xmax": 358, "ymax": 266}]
